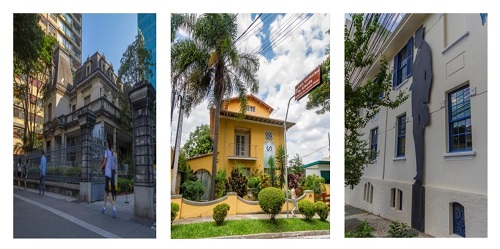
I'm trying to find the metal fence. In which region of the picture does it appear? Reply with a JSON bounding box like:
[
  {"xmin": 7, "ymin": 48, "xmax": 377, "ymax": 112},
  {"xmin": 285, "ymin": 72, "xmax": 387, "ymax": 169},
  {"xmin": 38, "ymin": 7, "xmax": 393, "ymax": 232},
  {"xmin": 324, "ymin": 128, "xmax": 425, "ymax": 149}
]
[{"xmin": 14, "ymin": 138, "xmax": 106, "ymax": 185}]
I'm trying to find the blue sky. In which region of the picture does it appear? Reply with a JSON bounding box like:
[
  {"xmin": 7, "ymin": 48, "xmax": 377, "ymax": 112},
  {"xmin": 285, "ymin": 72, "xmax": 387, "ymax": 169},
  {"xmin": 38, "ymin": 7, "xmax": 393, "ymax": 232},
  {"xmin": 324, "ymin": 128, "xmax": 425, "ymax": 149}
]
[
  {"xmin": 82, "ymin": 14, "xmax": 137, "ymax": 73},
  {"xmin": 172, "ymin": 13, "xmax": 331, "ymax": 164}
]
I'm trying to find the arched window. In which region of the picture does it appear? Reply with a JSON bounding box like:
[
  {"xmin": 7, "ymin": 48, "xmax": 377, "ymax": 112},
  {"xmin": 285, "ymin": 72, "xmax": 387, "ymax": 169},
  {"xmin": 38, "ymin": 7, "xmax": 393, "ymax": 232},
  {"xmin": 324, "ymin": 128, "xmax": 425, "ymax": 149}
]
[
  {"xmin": 363, "ymin": 182, "xmax": 373, "ymax": 204},
  {"xmin": 390, "ymin": 188, "xmax": 403, "ymax": 210},
  {"xmin": 86, "ymin": 62, "xmax": 92, "ymax": 76},
  {"xmin": 452, "ymin": 202, "xmax": 466, "ymax": 237}
]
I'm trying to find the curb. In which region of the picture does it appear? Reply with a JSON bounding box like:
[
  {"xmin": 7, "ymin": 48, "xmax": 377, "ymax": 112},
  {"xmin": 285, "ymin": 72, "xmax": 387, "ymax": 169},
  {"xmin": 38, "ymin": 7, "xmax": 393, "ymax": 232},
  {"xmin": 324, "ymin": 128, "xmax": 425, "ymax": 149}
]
[{"xmin": 212, "ymin": 230, "xmax": 330, "ymax": 239}]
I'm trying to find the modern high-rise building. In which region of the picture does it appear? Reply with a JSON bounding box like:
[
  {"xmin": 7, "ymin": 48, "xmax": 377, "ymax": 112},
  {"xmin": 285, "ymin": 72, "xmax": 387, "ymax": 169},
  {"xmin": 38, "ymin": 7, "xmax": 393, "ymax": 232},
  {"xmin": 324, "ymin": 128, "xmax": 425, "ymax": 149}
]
[
  {"xmin": 38, "ymin": 13, "xmax": 83, "ymax": 73},
  {"xmin": 14, "ymin": 13, "xmax": 82, "ymax": 155},
  {"xmin": 137, "ymin": 14, "xmax": 156, "ymax": 89}
]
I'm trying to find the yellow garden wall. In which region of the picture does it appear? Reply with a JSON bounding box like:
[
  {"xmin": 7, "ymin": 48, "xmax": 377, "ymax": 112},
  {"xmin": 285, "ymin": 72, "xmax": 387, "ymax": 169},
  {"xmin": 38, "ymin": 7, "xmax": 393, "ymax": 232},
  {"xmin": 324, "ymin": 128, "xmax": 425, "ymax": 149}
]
[{"xmin": 172, "ymin": 190, "xmax": 315, "ymax": 219}]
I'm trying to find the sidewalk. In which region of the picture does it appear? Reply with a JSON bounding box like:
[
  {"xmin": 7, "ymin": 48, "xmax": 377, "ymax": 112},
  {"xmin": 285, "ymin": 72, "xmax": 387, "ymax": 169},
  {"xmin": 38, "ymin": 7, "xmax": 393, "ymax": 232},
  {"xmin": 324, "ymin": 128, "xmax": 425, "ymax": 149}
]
[
  {"xmin": 13, "ymin": 187, "xmax": 155, "ymax": 238},
  {"xmin": 345, "ymin": 204, "xmax": 433, "ymax": 238}
]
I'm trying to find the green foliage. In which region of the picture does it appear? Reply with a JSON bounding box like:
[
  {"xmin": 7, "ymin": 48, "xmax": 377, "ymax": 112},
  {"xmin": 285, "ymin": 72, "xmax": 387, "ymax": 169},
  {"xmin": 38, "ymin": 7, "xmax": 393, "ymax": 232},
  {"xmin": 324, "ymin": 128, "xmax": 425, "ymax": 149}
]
[
  {"xmin": 118, "ymin": 29, "xmax": 154, "ymax": 86},
  {"xmin": 215, "ymin": 169, "xmax": 228, "ymax": 199},
  {"xmin": 304, "ymin": 174, "xmax": 325, "ymax": 195},
  {"xmin": 275, "ymin": 145, "xmax": 286, "ymax": 189},
  {"xmin": 247, "ymin": 176, "xmax": 260, "ymax": 189},
  {"xmin": 226, "ymin": 168, "xmax": 248, "ymax": 198},
  {"xmin": 306, "ymin": 30, "xmax": 330, "ymax": 115},
  {"xmin": 315, "ymin": 201, "xmax": 329, "ymax": 221},
  {"xmin": 266, "ymin": 156, "xmax": 278, "ymax": 187},
  {"xmin": 182, "ymin": 124, "xmax": 213, "ymax": 158},
  {"xmin": 256, "ymin": 172, "xmax": 270, "ymax": 200},
  {"xmin": 288, "ymin": 153, "xmax": 304, "ymax": 175},
  {"xmin": 258, "ymin": 187, "xmax": 285, "ymax": 220},
  {"xmin": 344, "ymin": 13, "xmax": 408, "ymax": 188},
  {"xmin": 13, "ymin": 14, "xmax": 57, "ymax": 153},
  {"xmin": 179, "ymin": 152, "xmax": 197, "ymax": 190},
  {"xmin": 298, "ymin": 200, "xmax": 316, "ymax": 220},
  {"xmin": 387, "ymin": 221, "xmax": 416, "ymax": 238},
  {"xmin": 171, "ymin": 202, "xmax": 180, "ymax": 225},
  {"xmin": 117, "ymin": 82, "xmax": 134, "ymax": 133},
  {"xmin": 171, "ymin": 217, "xmax": 330, "ymax": 239},
  {"xmin": 181, "ymin": 180, "xmax": 205, "ymax": 201},
  {"xmin": 172, "ymin": 14, "xmax": 260, "ymax": 201},
  {"xmin": 117, "ymin": 178, "xmax": 133, "ymax": 192},
  {"xmin": 345, "ymin": 221, "xmax": 374, "ymax": 238},
  {"xmin": 118, "ymin": 29, "xmax": 154, "ymax": 133},
  {"xmin": 64, "ymin": 167, "xmax": 81, "ymax": 177},
  {"xmin": 213, "ymin": 203, "xmax": 230, "ymax": 226},
  {"xmin": 118, "ymin": 151, "xmax": 134, "ymax": 175},
  {"xmin": 247, "ymin": 176, "xmax": 261, "ymax": 201}
]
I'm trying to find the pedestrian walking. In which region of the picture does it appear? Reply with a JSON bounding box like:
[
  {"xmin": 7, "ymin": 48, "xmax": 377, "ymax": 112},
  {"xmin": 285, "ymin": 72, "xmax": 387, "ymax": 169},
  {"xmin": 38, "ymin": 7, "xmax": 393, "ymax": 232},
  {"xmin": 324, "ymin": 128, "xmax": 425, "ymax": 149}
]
[
  {"xmin": 22, "ymin": 159, "xmax": 28, "ymax": 190},
  {"xmin": 16, "ymin": 158, "xmax": 22, "ymax": 191},
  {"xmin": 39, "ymin": 151, "xmax": 46, "ymax": 195},
  {"xmin": 291, "ymin": 187, "xmax": 297, "ymax": 217},
  {"xmin": 100, "ymin": 139, "xmax": 116, "ymax": 218},
  {"xmin": 111, "ymin": 147, "xmax": 118, "ymax": 201}
]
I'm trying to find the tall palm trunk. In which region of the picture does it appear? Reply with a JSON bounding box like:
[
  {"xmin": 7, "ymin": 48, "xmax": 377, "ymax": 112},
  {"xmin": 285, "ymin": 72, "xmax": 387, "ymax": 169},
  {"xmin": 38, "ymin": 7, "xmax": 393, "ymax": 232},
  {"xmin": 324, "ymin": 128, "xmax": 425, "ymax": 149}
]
[
  {"xmin": 210, "ymin": 59, "xmax": 225, "ymax": 200},
  {"xmin": 171, "ymin": 88, "xmax": 185, "ymax": 195}
]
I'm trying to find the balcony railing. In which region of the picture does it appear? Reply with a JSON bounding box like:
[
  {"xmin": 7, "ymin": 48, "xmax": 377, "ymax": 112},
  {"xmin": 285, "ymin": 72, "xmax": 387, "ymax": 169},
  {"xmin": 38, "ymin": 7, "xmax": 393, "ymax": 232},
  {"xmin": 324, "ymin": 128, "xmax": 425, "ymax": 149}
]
[
  {"xmin": 43, "ymin": 97, "xmax": 121, "ymax": 133},
  {"xmin": 228, "ymin": 143, "xmax": 258, "ymax": 160}
]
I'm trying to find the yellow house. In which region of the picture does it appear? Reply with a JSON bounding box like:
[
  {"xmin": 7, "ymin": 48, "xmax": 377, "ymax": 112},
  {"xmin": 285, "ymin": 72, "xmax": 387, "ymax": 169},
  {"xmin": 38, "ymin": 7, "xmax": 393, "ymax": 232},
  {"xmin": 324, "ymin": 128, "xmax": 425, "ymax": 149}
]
[{"xmin": 185, "ymin": 94, "xmax": 296, "ymax": 200}]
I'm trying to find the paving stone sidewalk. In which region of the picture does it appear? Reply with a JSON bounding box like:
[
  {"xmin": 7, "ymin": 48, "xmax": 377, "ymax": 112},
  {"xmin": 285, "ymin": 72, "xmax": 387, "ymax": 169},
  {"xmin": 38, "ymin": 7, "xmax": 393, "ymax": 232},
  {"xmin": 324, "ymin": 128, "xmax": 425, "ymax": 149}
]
[{"xmin": 345, "ymin": 204, "xmax": 433, "ymax": 238}]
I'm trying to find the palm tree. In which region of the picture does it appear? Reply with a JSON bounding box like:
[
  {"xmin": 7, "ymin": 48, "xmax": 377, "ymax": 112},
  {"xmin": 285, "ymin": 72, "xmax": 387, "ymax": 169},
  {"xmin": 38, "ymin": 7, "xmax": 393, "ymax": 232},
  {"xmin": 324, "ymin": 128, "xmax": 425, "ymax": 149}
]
[{"xmin": 171, "ymin": 13, "xmax": 260, "ymax": 200}]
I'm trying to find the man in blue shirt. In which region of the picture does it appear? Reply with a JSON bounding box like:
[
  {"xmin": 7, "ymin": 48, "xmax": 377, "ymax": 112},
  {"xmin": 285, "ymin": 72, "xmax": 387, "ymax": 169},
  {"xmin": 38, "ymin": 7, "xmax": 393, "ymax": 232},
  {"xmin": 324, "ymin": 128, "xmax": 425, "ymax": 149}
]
[{"xmin": 39, "ymin": 150, "xmax": 46, "ymax": 195}]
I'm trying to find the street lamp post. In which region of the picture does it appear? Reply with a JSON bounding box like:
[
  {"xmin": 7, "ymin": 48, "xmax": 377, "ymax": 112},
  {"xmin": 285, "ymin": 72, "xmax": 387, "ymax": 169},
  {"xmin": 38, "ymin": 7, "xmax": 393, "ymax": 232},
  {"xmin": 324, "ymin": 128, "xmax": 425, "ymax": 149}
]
[{"xmin": 283, "ymin": 95, "xmax": 294, "ymax": 218}]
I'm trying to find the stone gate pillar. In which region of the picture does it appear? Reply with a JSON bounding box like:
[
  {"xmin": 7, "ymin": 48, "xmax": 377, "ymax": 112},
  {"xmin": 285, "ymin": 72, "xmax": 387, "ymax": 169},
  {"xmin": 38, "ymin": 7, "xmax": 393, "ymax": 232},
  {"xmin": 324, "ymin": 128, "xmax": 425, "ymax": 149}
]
[
  {"xmin": 78, "ymin": 108, "xmax": 96, "ymax": 202},
  {"xmin": 129, "ymin": 81, "xmax": 155, "ymax": 219}
]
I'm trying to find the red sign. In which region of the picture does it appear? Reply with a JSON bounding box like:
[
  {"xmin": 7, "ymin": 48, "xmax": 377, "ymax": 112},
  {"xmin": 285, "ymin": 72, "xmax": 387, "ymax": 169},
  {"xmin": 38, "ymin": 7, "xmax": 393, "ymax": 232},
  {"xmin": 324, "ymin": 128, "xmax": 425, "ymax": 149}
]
[{"xmin": 294, "ymin": 66, "xmax": 322, "ymax": 101}]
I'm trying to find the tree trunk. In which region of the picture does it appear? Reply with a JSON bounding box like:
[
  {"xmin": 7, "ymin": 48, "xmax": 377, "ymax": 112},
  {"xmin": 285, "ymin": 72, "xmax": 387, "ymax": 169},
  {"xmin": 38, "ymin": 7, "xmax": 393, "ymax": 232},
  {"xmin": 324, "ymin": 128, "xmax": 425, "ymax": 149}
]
[
  {"xmin": 209, "ymin": 102, "xmax": 220, "ymax": 201},
  {"xmin": 171, "ymin": 93, "xmax": 184, "ymax": 195}
]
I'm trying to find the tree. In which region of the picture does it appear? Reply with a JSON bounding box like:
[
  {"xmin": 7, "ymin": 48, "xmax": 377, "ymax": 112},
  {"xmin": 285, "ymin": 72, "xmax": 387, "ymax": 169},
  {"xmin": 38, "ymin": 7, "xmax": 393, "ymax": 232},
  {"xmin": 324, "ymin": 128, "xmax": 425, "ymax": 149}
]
[
  {"xmin": 118, "ymin": 29, "xmax": 154, "ymax": 133},
  {"xmin": 172, "ymin": 14, "xmax": 260, "ymax": 200},
  {"xmin": 118, "ymin": 30, "xmax": 154, "ymax": 86},
  {"xmin": 266, "ymin": 156, "xmax": 278, "ymax": 188},
  {"xmin": 288, "ymin": 153, "xmax": 304, "ymax": 175},
  {"xmin": 170, "ymin": 13, "xmax": 212, "ymax": 195},
  {"xmin": 13, "ymin": 14, "xmax": 57, "ymax": 153},
  {"xmin": 306, "ymin": 30, "xmax": 330, "ymax": 115},
  {"xmin": 344, "ymin": 14, "xmax": 408, "ymax": 188},
  {"xmin": 182, "ymin": 124, "xmax": 213, "ymax": 158},
  {"xmin": 275, "ymin": 144, "xmax": 286, "ymax": 189}
]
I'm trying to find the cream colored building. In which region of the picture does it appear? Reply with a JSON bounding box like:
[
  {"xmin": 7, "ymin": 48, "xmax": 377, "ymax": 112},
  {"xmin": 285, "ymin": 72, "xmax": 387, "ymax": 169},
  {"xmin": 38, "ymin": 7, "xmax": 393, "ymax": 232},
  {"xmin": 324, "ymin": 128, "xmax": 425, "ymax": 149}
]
[
  {"xmin": 43, "ymin": 50, "xmax": 132, "ymax": 155},
  {"xmin": 14, "ymin": 13, "xmax": 82, "ymax": 155},
  {"xmin": 345, "ymin": 13, "xmax": 487, "ymax": 238}
]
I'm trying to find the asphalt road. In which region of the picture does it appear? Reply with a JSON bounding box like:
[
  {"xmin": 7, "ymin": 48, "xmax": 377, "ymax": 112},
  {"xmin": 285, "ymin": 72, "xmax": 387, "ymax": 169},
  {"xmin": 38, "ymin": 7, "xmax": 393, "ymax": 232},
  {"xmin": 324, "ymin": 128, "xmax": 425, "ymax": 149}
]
[{"xmin": 13, "ymin": 188, "xmax": 155, "ymax": 238}]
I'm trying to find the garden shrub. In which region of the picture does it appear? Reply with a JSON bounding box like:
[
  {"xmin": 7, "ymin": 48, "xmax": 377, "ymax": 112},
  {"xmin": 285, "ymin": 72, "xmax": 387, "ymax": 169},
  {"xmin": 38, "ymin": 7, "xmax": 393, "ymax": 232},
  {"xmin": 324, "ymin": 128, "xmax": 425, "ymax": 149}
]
[
  {"xmin": 315, "ymin": 201, "xmax": 329, "ymax": 221},
  {"xmin": 117, "ymin": 178, "xmax": 133, "ymax": 192},
  {"xmin": 181, "ymin": 180, "xmax": 205, "ymax": 201},
  {"xmin": 387, "ymin": 221, "xmax": 416, "ymax": 237},
  {"xmin": 226, "ymin": 168, "xmax": 247, "ymax": 198},
  {"xmin": 171, "ymin": 202, "xmax": 180, "ymax": 225},
  {"xmin": 247, "ymin": 176, "xmax": 260, "ymax": 200},
  {"xmin": 298, "ymin": 199, "xmax": 316, "ymax": 220},
  {"xmin": 304, "ymin": 174, "xmax": 325, "ymax": 196},
  {"xmin": 215, "ymin": 169, "xmax": 228, "ymax": 199},
  {"xmin": 64, "ymin": 167, "xmax": 81, "ymax": 176},
  {"xmin": 345, "ymin": 221, "xmax": 374, "ymax": 238},
  {"xmin": 258, "ymin": 187, "xmax": 285, "ymax": 220},
  {"xmin": 213, "ymin": 203, "xmax": 230, "ymax": 226}
]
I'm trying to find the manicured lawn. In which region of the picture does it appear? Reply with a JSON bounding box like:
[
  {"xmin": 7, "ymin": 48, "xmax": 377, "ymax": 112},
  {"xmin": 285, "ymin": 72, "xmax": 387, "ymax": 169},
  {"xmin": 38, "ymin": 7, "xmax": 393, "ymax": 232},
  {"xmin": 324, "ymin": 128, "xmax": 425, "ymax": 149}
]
[{"xmin": 171, "ymin": 218, "xmax": 330, "ymax": 239}]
